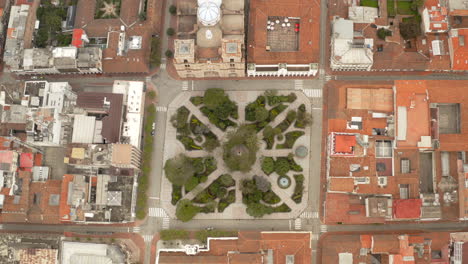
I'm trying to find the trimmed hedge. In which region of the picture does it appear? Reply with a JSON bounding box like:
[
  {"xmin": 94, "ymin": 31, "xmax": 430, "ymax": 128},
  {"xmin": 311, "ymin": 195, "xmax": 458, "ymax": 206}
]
[
  {"xmin": 160, "ymin": 229, "xmax": 189, "ymax": 241},
  {"xmin": 276, "ymin": 131, "xmax": 305, "ymax": 149},
  {"xmin": 292, "ymin": 174, "xmax": 305, "ymax": 204}
]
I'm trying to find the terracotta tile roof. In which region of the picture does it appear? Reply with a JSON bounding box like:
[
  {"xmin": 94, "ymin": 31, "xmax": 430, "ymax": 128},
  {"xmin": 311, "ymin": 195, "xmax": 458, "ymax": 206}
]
[
  {"xmin": 346, "ymin": 88, "xmax": 393, "ymax": 112},
  {"xmin": 18, "ymin": 248, "xmax": 58, "ymax": 264},
  {"xmin": 449, "ymin": 28, "xmax": 468, "ymax": 70},
  {"xmin": 393, "ymin": 199, "xmax": 422, "ymax": 219},
  {"xmin": 329, "ymin": 177, "xmax": 354, "ymax": 193},
  {"xmin": 395, "ymin": 81, "xmax": 431, "ymax": 148},
  {"xmin": 360, "ymin": 235, "xmax": 372, "ymax": 249},
  {"xmin": 372, "ymin": 235, "xmax": 400, "ymax": 254},
  {"xmin": 159, "ymin": 232, "xmax": 311, "ymax": 264},
  {"xmin": 424, "ymin": 0, "xmax": 448, "ymax": 32},
  {"xmin": 334, "ymin": 134, "xmax": 356, "ymax": 154},
  {"xmin": 20, "ymin": 152, "xmax": 33, "ymax": 168},
  {"xmin": 71, "ymin": 29, "xmax": 84, "ymax": 48},
  {"xmin": 247, "ymin": 0, "xmax": 320, "ymax": 64}
]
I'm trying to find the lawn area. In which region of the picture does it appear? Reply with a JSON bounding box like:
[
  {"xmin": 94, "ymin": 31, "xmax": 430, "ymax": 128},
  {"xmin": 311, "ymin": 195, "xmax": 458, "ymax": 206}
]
[
  {"xmin": 387, "ymin": 0, "xmax": 396, "ymax": 17},
  {"xmin": 396, "ymin": 1, "xmax": 417, "ymax": 15},
  {"xmin": 95, "ymin": 0, "xmax": 122, "ymax": 19},
  {"xmin": 360, "ymin": 0, "xmax": 379, "ymax": 8}
]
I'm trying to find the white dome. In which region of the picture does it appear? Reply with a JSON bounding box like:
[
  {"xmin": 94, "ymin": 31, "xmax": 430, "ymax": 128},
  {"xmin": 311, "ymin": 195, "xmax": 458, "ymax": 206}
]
[
  {"xmin": 198, "ymin": 0, "xmax": 221, "ymax": 6},
  {"xmin": 198, "ymin": 1, "xmax": 221, "ymax": 26}
]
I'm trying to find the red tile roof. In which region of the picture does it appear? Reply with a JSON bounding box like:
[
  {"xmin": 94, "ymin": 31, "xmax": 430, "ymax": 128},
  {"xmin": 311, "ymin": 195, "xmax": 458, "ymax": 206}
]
[
  {"xmin": 360, "ymin": 235, "xmax": 372, "ymax": 249},
  {"xmin": 0, "ymin": 150, "xmax": 15, "ymax": 165},
  {"xmin": 20, "ymin": 152, "xmax": 33, "ymax": 168},
  {"xmin": 334, "ymin": 134, "xmax": 356, "ymax": 154},
  {"xmin": 71, "ymin": 29, "xmax": 84, "ymax": 48},
  {"xmin": 424, "ymin": 0, "xmax": 448, "ymax": 32},
  {"xmin": 393, "ymin": 199, "xmax": 422, "ymax": 219},
  {"xmin": 449, "ymin": 28, "xmax": 468, "ymax": 70},
  {"xmin": 247, "ymin": 0, "xmax": 320, "ymax": 64}
]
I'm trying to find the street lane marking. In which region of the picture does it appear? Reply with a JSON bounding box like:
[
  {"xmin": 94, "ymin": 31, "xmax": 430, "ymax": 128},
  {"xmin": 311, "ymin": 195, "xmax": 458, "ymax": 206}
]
[
  {"xmin": 303, "ymin": 89, "xmax": 322, "ymax": 98},
  {"xmin": 294, "ymin": 218, "xmax": 301, "ymax": 230},
  {"xmin": 294, "ymin": 80, "xmax": 303, "ymax": 90},
  {"xmin": 133, "ymin": 227, "xmax": 141, "ymax": 233},
  {"xmin": 143, "ymin": 235, "xmax": 153, "ymax": 243},
  {"xmin": 320, "ymin": 225, "xmax": 327, "ymax": 233},
  {"xmin": 300, "ymin": 211, "xmax": 319, "ymax": 219},
  {"xmin": 149, "ymin": 207, "xmax": 168, "ymax": 218},
  {"xmin": 156, "ymin": 106, "xmax": 167, "ymax": 112},
  {"xmin": 162, "ymin": 217, "xmax": 170, "ymax": 230},
  {"xmin": 182, "ymin": 81, "xmax": 189, "ymax": 91}
]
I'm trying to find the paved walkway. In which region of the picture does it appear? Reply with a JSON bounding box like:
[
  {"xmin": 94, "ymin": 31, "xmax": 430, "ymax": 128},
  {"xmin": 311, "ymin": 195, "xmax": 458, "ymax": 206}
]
[{"xmin": 160, "ymin": 90, "xmax": 312, "ymax": 220}]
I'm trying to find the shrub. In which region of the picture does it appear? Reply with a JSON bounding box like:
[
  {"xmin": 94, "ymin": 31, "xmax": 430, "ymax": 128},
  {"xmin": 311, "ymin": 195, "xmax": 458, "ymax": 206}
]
[
  {"xmin": 246, "ymin": 203, "xmax": 273, "ymax": 218},
  {"xmin": 219, "ymin": 174, "xmax": 235, "ymax": 187},
  {"xmin": 169, "ymin": 5, "xmax": 177, "ymax": 15},
  {"xmin": 160, "ymin": 229, "xmax": 189, "ymax": 241},
  {"xmin": 292, "ymin": 174, "xmax": 305, "ymax": 203},
  {"xmin": 190, "ymin": 96, "xmax": 204, "ymax": 106},
  {"xmin": 274, "ymin": 158, "xmax": 290, "ymax": 176},
  {"xmin": 203, "ymin": 137, "xmax": 220, "ymax": 152},
  {"xmin": 263, "ymin": 190, "xmax": 281, "ymax": 204},
  {"xmin": 261, "ymin": 157, "xmax": 275, "ymax": 175},
  {"xmin": 254, "ymin": 175, "xmax": 271, "ymax": 192},
  {"xmin": 377, "ymin": 28, "xmax": 392, "ymax": 40},
  {"xmin": 147, "ymin": 90, "xmax": 156, "ymax": 100},
  {"xmin": 195, "ymin": 230, "xmax": 237, "ymax": 243},
  {"xmin": 176, "ymin": 199, "xmax": 200, "ymax": 222},
  {"xmin": 171, "ymin": 185, "xmax": 182, "ymax": 205},
  {"xmin": 166, "ymin": 28, "xmax": 175, "ymax": 36},
  {"xmin": 164, "ymin": 154, "xmax": 195, "ymax": 186},
  {"xmin": 273, "ymin": 203, "xmax": 291, "ymax": 213},
  {"xmin": 193, "ymin": 190, "xmax": 214, "ymax": 203},
  {"xmin": 165, "ymin": 49, "xmax": 174, "ymax": 58},
  {"xmin": 200, "ymin": 201, "xmax": 216, "ymax": 213},
  {"xmin": 150, "ymin": 37, "xmax": 161, "ymax": 67},
  {"xmin": 255, "ymin": 107, "xmax": 269, "ymax": 122},
  {"xmin": 184, "ymin": 176, "xmax": 199, "ymax": 192},
  {"xmin": 203, "ymin": 157, "xmax": 217, "ymax": 174},
  {"xmin": 286, "ymin": 110, "xmax": 297, "ymax": 122},
  {"xmin": 268, "ymin": 104, "xmax": 288, "ymax": 121},
  {"xmin": 277, "ymin": 131, "xmax": 305, "ymax": 149},
  {"xmin": 208, "ymin": 181, "xmax": 221, "ymax": 196}
]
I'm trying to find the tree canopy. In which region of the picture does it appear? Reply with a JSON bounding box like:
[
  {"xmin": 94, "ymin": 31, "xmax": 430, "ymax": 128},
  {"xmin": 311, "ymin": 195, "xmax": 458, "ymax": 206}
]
[
  {"xmin": 164, "ymin": 154, "xmax": 195, "ymax": 186},
  {"xmin": 223, "ymin": 125, "xmax": 259, "ymax": 172}
]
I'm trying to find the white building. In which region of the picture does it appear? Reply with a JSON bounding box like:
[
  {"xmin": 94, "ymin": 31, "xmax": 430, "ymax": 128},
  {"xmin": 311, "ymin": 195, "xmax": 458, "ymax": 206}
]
[
  {"xmin": 112, "ymin": 81, "xmax": 144, "ymax": 148},
  {"xmin": 330, "ymin": 17, "xmax": 374, "ymax": 71}
]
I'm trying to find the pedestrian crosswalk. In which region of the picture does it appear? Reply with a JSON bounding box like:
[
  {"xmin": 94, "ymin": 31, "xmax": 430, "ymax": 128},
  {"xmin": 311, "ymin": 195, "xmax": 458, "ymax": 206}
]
[
  {"xmin": 311, "ymin": 234, "xmax": 320, "ymax": 241},
  {"xmin": 156, "ymin": 106, "xmax": 167, "ymax": 112},
  {"xmin": 160, "ymin": 63, "xmax": 166, "ymax": 70},
  {"xmin": 149, "ymin": 207, "xmax": 168, "ymax": 217},
  {"xmin": 133, "ymin": 226, "xmax": 141, "ymax": 233},
  {"xmin": 182, "ymin": 81, "xmax": 189, "ymax": 91},
  {"xmin": 320, "ymin": 225, "xmax": 328, "ymax": 233},
  {"xmin": 300, "ymin": 211, "xmax": 319, "ymax": 219},
  {"xmin": 294, "ymin": 218, "xmax": 302, "ymax": 230},
  {"xmin": 162, "ymin": 217, "xmax": 170, "ymax": 230},
  {"xmin": 325, "ymin": 75, "xmax": 333, "ymax": 81},
  {"xmin": 143, "ymin": 235, "xmax": 153, "ymax": 243},
  {"xmin": 303, "ymin": 89, "xmax": 322, "ymax": 98},
  {"xmin": 294, "ymin": 80, "xmax": 304, "ymax": 90}
]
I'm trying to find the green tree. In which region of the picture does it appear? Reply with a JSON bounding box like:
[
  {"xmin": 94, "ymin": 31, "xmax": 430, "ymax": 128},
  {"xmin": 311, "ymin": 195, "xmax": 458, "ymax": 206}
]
[
  {"xmin": 255, "ymin": 107, "xmax": 269, "ymax": 122},
  {"xmin": 274, "ymin": 158, "xmax": 290, "ymax": 175},
  {"xmin": 176, "ymin": 199, "xmax": 200, "ymax": 222},
  {"xmin": 261, "ymin": 157, "xmax": 275, "ymax": 175},
  {"xmin": 223, "ymin": 125, "xmax": 259, "ymax": 172},
  {"xmin": 165, "ymin": 50, "xmax": 174, "ymax": 58},
  {"xmin": 184, "ymin": 176, "xmax": 199, "ymax": 192},
  {"xmin": 164, "ymin": 154, "xmax": 195, "ymax": 186},
  {"xmin": 254, "ymin": 175, "xmax": 271, "ymax": 192},
  {"xmin": 219, "ymin": 174, "xmax": 235, "ymax": 187},
  {"xmin": 166, "ymin": 28, "xmax": 175, "ymax": 36},
  {"xmin": 203, "ymin": 88, "xmax": 228, "ymax": 110},
  {"xmin": 169, "ymin": 5, "xmax": 177, "ymax": 15},
  {"xmin": 377, "ymin": 28, "xmax": 391, "ymax": 40},
  {"xmin": 399, "ymin": 20, "xmax": 420, "ymax": 40},
  {"xmin": 263, "ymin": 125, "xmax": 281, "ymax": 139},
  {"xmin": 203, "ymin": 137, "xmax": 220, "ymax": 152},
  {"xmin": 246, "ymin": 203, "xmax": 273, "ymax": 218}
]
